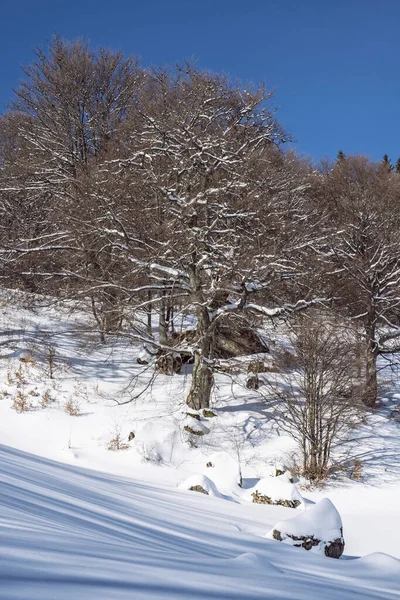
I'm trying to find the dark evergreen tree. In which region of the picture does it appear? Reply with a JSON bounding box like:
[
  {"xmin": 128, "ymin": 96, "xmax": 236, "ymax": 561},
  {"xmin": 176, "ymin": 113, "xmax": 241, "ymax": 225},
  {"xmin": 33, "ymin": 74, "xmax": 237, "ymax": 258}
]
[
  {"xmin": 396, "ymin": 157, "xmax": 400, "ymax": 174},
  {"xmin": 382, "ymin": 154, "xmax": 393, "ymax": 172},
  {"xmin": 337, "ymin": 149, "xmax": 346, "ymax": 162}
]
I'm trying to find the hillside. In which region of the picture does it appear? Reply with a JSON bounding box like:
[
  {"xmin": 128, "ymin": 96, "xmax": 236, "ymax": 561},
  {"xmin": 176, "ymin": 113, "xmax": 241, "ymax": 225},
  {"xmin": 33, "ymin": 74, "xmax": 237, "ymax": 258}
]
[
  {"xmin": 1, "ymin": 445, "xmax": 400, "ymax": 600},
  {"xmin": 0, "ymin": 292, "xmax": 400, "ymax": 598}
]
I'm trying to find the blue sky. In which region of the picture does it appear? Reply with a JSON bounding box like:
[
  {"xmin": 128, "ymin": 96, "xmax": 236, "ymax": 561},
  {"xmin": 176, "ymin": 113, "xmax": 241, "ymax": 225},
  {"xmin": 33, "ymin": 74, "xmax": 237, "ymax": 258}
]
[{"xmin": 1, "ymin": 0, "xmax": 399, "ymax": 163}]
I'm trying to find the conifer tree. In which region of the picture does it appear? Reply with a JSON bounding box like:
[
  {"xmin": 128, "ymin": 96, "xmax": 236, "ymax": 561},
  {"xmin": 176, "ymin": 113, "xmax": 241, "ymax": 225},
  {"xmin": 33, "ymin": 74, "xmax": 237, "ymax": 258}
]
[
  {"xmin": 336, "ymin": 149, "xmax": 346, "ymax": 162},
  {"xmin": 382, "ymin": 154, "xmax": 393, "ymax": 172}
]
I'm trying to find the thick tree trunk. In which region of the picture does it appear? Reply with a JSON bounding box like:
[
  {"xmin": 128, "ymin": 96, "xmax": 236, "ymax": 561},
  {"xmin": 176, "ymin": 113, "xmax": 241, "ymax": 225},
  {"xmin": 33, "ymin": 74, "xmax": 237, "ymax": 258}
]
[
  {"xmin": 186, "ymin": 351, "xmax": 213, "ymax": 409},
  {"xmin": 186, "ymin": 267, "xmax": 214, "ymax": 409}
]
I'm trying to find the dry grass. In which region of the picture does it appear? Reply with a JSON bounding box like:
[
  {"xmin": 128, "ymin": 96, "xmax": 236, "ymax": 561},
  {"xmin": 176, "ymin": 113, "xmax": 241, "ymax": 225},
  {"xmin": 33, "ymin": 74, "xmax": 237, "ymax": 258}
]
[
  {"xmin": 40, "ymin": 390, "xmax": 52, "ymax": 408},
  {"xmin": 65, "ymin": 398, "xmax": 81, "ymax": 416},
  {"xmin": 108, "ymin": 432, "xmax": 130, "ymax": 451},
  {"xmin": 12, "ymin": 391, "xmax": 31, "ymax": 413}
]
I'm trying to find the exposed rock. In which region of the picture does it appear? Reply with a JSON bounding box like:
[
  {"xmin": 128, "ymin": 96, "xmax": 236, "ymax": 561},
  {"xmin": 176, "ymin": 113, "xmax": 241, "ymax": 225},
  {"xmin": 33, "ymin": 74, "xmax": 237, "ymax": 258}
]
[
  {"xmin": 186, "ymin": 412, "xmax": 201, "ymax": 421},
  {"xmin": 184, "ymin": 425, "xmax": 205, "ymax": 436},
  {"xmin": 128, "ymin": 431, "xmax": 135, "ymax": 441},
  {"xmin": 248, "ymin": 476, "xmax": 304, "ymax": 508},
  {"xmin": 252, "ymin": 491, "xmax": 301, "ymax": 508},
  {"xmin": 137, "ymin": 356, "xmax": 149, "ymax": 365},
  {"xmin": 268, "ymin": 498, "xmax": 345, "ymax": 559},
  {"xmin": 178, "ymin": 474, "xmax": 221, "ymax": 497},
  {"xmin": 171, "ymin": 328, "xmax": 197, "ymax": 345},
  {"xmin": 189, "ymin": 485, "xmax": 209, "ymax": 495},
  {"xmin": 247, "ymin": 360, "xmax": 275, "ymax": 374},
  {"xmin": 156, "ymin": 352, "xmax": 182, "ymax": 375},
  {"xmin": 213, "ymin": 319, "xmax": 268, "ymax": 359},
  {"xmin": 246, "ymin": 374, "xmax": 260, "ymax": 390},
  {"xmin": 214, "ymin": 362, "xmax": 241, "ymax": 375},
  {"xmin": 173, "ymin": 321, "xmax": 268, "ymax": 360},
  {"xmin": 202, "ymin": 409, "xmax": 217, "ymax": 418},
  {"xmin": 272, "ymin": 529, "xmax": 344, "ymax": 558}
]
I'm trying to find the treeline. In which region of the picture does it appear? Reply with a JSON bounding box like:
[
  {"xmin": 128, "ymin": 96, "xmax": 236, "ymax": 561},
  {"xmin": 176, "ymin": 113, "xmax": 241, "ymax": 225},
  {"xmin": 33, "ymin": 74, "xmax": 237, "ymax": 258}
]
[{"xmin": 1, "ymin": 37, "xmax": 400, "ymax": 414}]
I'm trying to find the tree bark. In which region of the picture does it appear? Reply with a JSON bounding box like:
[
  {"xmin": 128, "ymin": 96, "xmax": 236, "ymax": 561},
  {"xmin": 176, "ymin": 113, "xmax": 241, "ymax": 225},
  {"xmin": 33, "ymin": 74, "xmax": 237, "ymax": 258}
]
[
  {"xmin": 186, "ymin": 266, "xmax": 214, "ymax": 409},
  {"xmin": 147, "ymin": 290, "xmax": 152, "ymax": 337},
  {"xmin": 186, "ymin": 351, "xmax": 213, "ymax": 410},
  {"xmin": 364, "ymin": 308, "xmax": 378, "ymax": 408},
  {"xmin": 159, "ymin": 293, "xmax": 168, "ymax": 346}
]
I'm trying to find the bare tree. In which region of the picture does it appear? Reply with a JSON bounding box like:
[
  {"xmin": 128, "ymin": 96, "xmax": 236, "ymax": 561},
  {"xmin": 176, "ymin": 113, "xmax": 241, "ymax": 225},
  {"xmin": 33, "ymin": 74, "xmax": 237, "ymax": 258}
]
[
  {"xmin": 101, "ymin": 65, "xmax": 321, "ymax": 408},
  {"xmin": 312, "ymin": 157, "xmax": 400, "ymax": 407},
  {"xmin": 267, "ymin": 317, "xmax": 363, "ymax": 480}
]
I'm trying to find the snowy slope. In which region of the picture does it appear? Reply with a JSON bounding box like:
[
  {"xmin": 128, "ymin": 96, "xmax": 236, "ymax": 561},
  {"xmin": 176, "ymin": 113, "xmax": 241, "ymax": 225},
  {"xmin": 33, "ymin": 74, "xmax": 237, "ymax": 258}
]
[
  {"xmin": 0, "ymin": 292, "xmax": 400, "ymax": 597},
  {"xmin": 1, "ymin": 444, "xmax": 400, "ymax": 600}
]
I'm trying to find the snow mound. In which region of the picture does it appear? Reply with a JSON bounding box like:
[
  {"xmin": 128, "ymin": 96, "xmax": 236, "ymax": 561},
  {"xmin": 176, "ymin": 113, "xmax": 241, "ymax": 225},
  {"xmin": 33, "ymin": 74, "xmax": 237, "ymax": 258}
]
[
  {"xmin": 203, "ymin": 451, "xmax": 242, "ymax": 493},
  {"xmin": 358, "ymin": 552, "xmax": 400, "ymax": 575},
  {"xmin": 183, "ymin": 416, "xmax": 210, "ymax": 435},
  {"xmin": 178, "ymin": 474, "xmax": 222, "ymax": 497},
  {"xmin": 246, "ymin": 475, "xmax": 304, "ymax": 508},
  {"xmin": 230, "ymin": 552, "xmax": 283, "ymax": 574},
  {"xmin": 267, "ymin": 498, "xmax": 344, "ymax": 558}
]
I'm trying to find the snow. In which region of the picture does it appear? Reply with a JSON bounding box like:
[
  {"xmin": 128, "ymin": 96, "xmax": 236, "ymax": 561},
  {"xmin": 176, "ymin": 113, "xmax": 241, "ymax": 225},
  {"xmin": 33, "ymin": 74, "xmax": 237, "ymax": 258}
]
[
  {"xmin": 0, "ymin": 292, "xmax": 399, "ymax": 597},
  {"xmin": 178, "ymin": 473, "xmax": 222, "ymax": 497},
  {"xmin": 246, "ymin": 475, "xmax": 305, "ymax": 507},
  {"xmin": 203, "ymin": 451, "xmax": 242, "ymax": 494},
  {"xmin": 268, "ymin": 498, "xmax": 343, "ymax": 542},
  {"xmin": 1, "ymin": 444, "xmax": 400, "ymax": 600}
]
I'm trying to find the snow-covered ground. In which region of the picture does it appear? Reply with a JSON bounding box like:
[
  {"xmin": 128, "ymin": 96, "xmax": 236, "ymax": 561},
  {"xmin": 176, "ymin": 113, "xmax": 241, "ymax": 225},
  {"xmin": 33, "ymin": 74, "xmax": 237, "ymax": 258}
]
[
  {"xmin": 1, "ymin": 445, "xmax": 400, "ymax": 600},
  {"xmin": 0, "ymin": 292, "xmax": 399, "ymax": 598}
]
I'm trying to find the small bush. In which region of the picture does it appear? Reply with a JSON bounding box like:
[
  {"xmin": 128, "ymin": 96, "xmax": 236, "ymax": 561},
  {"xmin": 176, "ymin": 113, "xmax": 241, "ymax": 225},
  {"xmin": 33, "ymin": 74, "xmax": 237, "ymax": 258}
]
[
  {"xmin": 108, "ymin": 433, "xmax": 130, "ymax": 451},
  {"xmin": 12, "ymin": 391, "xmax": 31, "ymax": 413},
  {"xmin": 40, "ymin": 390, "xmax": 52, "ymax": 408},
  {"xmin": 14, "ymin": 367, "xmax": 26, "ymax": 387},
  {"xmin": 351, "ymin": 459, "xmax": 363, "ymax": 480},
  {"xmin": 65, "ymin": 398, "xmax": 81, "ymax": 416},
  {"xmin": 19, "ymin": 355, "xmax": 37, "ymax": 366}
]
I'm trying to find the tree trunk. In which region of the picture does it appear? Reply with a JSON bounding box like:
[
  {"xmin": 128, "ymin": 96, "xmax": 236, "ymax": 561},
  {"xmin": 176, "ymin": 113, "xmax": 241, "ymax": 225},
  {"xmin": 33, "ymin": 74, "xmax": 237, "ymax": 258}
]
[
  {"xmin": 166, "ymin": 300, "xmax": 175, "ymax": 336},
  {"xmin": 364, "ymin": 340, "xmax": 378, "ymax": 407},
  {"xmin": 186, "ymin": 351, "xmax": 213, "ymax": 410},
  {"xmin": 147, "ymin": 290, "xmax": 152, "ymax": 337},
  {"xmin": 364, "ymin": 310, "xmax": 378, "ymax": 408},
  {"xmin": 186, "ymin": 267, "xmax": 213, "ymax": 409},
  {"xmin": 159, "ymin": 294, "xmax": 168, "ymax": 346}
]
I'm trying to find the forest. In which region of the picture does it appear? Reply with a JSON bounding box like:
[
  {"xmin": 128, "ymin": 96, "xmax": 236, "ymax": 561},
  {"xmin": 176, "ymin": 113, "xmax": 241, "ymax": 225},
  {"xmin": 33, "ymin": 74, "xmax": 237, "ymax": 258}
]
[{"xmin": 1, "ymin": 37, "xmax": 400, "ymax": 480}]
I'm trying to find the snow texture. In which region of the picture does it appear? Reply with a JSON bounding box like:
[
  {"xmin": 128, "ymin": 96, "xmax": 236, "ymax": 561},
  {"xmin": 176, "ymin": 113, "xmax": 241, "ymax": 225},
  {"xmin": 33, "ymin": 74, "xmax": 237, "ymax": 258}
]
[{"xmin": 1, "ymin": 445, "xmax": 400, "ymax": 600}]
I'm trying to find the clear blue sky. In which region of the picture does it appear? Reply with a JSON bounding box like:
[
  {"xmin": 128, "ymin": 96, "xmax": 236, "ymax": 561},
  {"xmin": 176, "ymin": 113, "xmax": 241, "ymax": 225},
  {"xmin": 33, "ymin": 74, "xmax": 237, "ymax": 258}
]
[{"xmin": 1, "ymin": 0, "xmax": 399, "ymax": 163}]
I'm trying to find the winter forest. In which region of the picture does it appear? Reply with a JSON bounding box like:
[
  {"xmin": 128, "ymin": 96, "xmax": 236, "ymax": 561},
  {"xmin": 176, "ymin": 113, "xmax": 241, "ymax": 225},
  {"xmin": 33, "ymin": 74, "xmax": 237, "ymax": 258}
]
[{"xmin": 1, "ymin": 36, "xmax": 400, "ymax": 599}]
